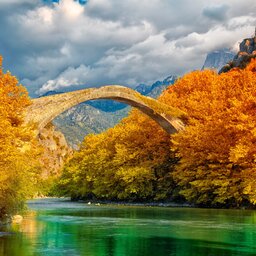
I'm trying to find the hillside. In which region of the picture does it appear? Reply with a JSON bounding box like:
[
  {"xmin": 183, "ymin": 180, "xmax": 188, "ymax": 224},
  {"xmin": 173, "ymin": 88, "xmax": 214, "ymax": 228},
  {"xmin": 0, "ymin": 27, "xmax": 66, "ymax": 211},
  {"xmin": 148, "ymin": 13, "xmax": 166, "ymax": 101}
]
[{"xmin": 53, "ymin": 105, "xmax": 129, "ymax": 148}]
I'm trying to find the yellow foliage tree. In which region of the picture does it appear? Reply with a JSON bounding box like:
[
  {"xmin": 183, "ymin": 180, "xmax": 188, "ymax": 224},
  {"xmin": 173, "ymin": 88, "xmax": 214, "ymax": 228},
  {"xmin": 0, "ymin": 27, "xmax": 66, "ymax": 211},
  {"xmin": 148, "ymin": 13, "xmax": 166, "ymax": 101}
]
[
  {"xmin": 58, "ymin": 108, "xmax": 176, "ymax": 201},
  {"xmin": 0, "ymin": 56, "xmax": 41, "ymax": 220}
]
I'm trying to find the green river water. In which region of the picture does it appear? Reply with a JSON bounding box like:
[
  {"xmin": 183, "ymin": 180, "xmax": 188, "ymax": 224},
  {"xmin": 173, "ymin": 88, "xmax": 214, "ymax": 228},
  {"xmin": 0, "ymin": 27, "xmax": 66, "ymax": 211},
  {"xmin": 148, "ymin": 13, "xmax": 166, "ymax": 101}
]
[{"xmin": 1, "ymin": 198, "xmax": 256, "ymax": 256}]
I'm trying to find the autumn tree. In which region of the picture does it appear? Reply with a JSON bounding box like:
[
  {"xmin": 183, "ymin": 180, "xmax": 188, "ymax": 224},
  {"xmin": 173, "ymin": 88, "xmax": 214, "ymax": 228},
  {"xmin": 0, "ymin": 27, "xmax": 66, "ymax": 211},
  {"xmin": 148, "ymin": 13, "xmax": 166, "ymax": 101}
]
[
  {"xmin": 160, "ymin": 58, "xmax": 256, "ymax": 207},
  {"xmin": 0, "ymin": 56, "xmax": 41, "ymax": 220},
  {"xmin": 58, "ymin": 108, "xmax": 177, "ymax": 201}
]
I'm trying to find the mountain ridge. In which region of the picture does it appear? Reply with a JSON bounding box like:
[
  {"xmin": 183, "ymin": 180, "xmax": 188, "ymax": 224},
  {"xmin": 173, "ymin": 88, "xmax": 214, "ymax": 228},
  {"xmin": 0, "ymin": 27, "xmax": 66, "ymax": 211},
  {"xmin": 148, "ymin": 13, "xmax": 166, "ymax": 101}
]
[{"xmin": 202, "ymin": 49, "xmax": 235, "ymax": 71}]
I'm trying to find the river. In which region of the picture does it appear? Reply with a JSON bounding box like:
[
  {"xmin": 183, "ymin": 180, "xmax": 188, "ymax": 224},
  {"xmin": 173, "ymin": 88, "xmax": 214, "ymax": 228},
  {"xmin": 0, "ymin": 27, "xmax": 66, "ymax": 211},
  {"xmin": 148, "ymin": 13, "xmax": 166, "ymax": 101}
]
[{"xmin": 0, "ymin": 198, "xmax": 256, "ymax": 256}]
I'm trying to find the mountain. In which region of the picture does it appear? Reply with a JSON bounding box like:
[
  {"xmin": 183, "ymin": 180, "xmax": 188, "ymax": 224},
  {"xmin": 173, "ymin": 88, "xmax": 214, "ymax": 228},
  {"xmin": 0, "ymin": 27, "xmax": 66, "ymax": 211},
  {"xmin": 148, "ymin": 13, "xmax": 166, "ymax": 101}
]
[
  {"xmin": 202, "ymin": 49, "xmax": 235, "ymax": 72},
  {"xmin": 135, "ymin": 83, "xmax": 151, "ymax": 95},
  {"xmin": 86, "ymin": 100, "xmax": 127, "ymax": 112},
  {"xmin": 148, "ymin": 75, "xmax": 177, "ymax": 98},
  {"xmin": 42, "ymin": 75, "xmax": 177, "ymax": 147},
  {"xmin": 219, "ymin": 34, "xmax": 256, "ymax": 73},
  {"xmin": 53, "ymin": 105, "xmax": 129, "ymax": 148}
]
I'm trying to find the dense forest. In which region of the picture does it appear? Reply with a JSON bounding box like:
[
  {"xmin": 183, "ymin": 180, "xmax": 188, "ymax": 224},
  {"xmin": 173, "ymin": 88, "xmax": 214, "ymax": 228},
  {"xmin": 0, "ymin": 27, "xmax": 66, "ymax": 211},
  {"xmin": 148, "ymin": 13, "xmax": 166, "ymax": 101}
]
[
  {"xmin": 0, "ymin": 56, "xmax": 256, "ymax": 222},
  {"xmin": 58, "ymin": 59, "xmax": 256, "ymax": 208}
]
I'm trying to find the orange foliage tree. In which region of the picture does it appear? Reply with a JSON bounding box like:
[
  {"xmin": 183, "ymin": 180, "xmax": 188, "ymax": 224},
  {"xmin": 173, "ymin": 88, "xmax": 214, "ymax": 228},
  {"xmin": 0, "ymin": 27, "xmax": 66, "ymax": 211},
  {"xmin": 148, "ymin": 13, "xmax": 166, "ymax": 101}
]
[
  {"xmin": 160, "ymin": 59, "xmax": 256, "ymax": 207},
  {"xmin": 0, "ymin": 56, "xmax": 41, "ymax": 219}
]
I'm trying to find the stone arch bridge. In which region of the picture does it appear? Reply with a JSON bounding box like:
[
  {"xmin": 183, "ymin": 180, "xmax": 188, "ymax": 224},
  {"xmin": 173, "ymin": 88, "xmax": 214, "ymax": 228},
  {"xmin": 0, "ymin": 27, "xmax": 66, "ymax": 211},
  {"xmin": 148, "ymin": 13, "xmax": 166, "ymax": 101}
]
[{"xmin": 25, "ymin": 85, "xmax": 186, "ymax": 134}]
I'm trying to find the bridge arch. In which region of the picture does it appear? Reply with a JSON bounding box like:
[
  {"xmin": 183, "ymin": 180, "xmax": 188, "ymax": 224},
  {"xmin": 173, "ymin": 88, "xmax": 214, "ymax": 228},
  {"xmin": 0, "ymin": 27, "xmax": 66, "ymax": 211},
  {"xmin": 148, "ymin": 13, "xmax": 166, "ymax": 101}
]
[{"xmin": 25, "ymin": 85, "xmax": 185, "ymax": 134}]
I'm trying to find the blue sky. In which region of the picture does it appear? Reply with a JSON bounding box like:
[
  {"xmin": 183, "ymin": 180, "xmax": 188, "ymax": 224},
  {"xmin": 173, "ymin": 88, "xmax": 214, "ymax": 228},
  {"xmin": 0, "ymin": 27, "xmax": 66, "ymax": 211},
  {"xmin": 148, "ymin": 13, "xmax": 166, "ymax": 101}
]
[{"xmin": 0, "ymin": 0, "xmax": 255, "ymax": 97}]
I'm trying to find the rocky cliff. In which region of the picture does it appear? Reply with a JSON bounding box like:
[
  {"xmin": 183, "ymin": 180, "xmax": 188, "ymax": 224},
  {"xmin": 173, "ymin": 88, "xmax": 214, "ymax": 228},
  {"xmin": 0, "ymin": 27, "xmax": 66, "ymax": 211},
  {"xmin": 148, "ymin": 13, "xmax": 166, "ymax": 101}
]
[
  {"xmin": 38, "ymin": 123, "xmax": 72, "ymax": 177},
  {"xmin": 219, "ymin": 34, "xmax": 256, "ymax": 73}
]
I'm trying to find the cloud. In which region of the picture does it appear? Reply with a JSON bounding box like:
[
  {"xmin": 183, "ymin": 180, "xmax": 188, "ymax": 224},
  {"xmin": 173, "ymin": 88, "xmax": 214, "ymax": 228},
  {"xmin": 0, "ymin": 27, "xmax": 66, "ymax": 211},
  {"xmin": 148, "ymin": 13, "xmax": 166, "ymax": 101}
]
[
  {"xmin": 0, "ymin": 0, "xmax": 255, "ymax": 97},
  {"xmin": 37, "ymin": 16, "xmax": 256, "ymax": 94},
  {"xmin": 38, "ymin": 65, "xmax": 92, "ymax": 93},
  {"xmin": 203, "ymin": 4, "xmax": 229, "ymax": 21}
]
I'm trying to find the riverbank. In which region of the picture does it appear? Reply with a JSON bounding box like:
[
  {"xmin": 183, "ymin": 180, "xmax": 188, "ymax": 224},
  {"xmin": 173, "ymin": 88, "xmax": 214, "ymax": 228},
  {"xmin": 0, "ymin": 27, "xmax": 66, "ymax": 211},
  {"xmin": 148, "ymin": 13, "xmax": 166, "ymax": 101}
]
[
  {"xmin": 70, "ymin": 198, "xmax": 193, "ymax": 208},
  {"xmin": 32, "ymin": 196, "xmax": 193, "ymax": 208},
  {"xmin": 30, "ymin": 196, "xmax": 256, "ymax": 210},
  {"xmin": 66, "ymin": 197, "xmax": 256, "ymax": 210}
]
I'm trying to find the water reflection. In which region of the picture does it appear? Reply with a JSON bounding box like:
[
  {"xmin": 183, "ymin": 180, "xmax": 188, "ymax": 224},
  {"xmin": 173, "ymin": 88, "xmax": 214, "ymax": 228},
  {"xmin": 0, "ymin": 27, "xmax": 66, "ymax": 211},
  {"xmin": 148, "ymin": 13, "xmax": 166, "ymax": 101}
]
[{"xmin": 0, "ymin": 199, "xmax": 256, "ymax": 256}]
